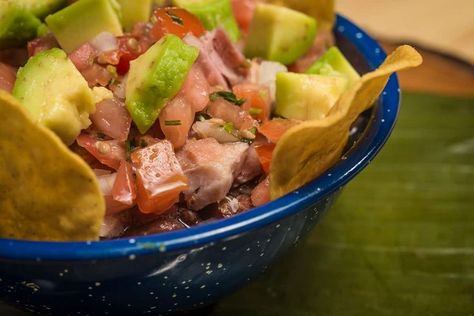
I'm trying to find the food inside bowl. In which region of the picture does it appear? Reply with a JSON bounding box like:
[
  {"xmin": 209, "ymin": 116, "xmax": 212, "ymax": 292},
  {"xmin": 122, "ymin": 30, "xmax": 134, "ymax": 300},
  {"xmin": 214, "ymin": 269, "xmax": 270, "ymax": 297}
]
[{"xmin": 0, "ymin": 0, "xmax": 422, "ymax": 241}]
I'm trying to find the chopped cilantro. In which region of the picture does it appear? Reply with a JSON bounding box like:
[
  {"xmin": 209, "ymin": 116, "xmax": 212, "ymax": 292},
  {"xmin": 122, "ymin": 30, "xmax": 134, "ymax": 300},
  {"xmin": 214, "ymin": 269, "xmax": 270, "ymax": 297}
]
[
  {"xmin": 210, "ymin": 91, "xmax": 246, "ymax": 106},
  {"xmin": 167, "ymin": 11, "xmax": 184, "ymax": 25},
  {"xmin": 96, "ymin": 132, "xmax": 106, "ymax": 140},
  {"xmin": 249, "ymin": 127, "xmax": 257, "ymax": 135},
  {"xmin": 196, "ymin": 112, "xmax": 211, "ymax": 122},
  {"xmin": 165, "ymin": 120, "xmax": 182, "ymax": 126},
  {"xmin": 125, "ymin": 139, "xmax": 138, "ymax": 160},
  {"xmin": 249, "ymin": 107, "xmax": 263, "ymax": 116},
  {"xmin": 223, "ymin": 122, "xmax": 235, "ymax": 134}
]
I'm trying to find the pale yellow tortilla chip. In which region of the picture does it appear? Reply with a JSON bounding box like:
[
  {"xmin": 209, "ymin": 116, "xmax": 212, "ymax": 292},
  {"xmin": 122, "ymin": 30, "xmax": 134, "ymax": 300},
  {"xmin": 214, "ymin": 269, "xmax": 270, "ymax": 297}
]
[
  {"xmin": 0, "ymin": 91, "xmax": 105, "ymax": 241},
  {"xmin": 270, "ymin": 45, "xmax": 422, "ymax": 199},
  {"xmin": 264, "ymin": 0, "xmax": 336, "ymax": 31}
]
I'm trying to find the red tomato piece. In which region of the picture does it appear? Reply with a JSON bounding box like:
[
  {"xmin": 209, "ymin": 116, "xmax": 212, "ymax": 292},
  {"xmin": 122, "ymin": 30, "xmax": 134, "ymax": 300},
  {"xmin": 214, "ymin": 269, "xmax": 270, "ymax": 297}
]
[
  {"xmin": 76, "ymin": 133, "xmax": 126, "ymax": 170},
  {"xmin": 233, "ymin": 83, "xmax": 271, "ymax": 122},
  {"xmin": 112, "ymin": 160, "xmax": 137, "ymax": 208},
  {"xmin": 251, "ymin": 176, "xmax": 271, "ymax": 207},
  {"xmin": 232, "ymin": 0, "xmax": 257, "ymax": 34},
  {"xmin": 254, "ymin": 143, "xmax": 275, "ymax": 174},
  {"xmin": 0, "ymin": 63, "xmax": 16, "ymax": 92},
  {"xmin": 257, "ymin": 119, "xmax": 300, "ymax": 144},
  {"xmin": 131, "ymin": 140, "xmax": 189, "ymax": 215},
  {"xmin": 150, "ymin": 7, "xmax": 205, "ymax": 40}
]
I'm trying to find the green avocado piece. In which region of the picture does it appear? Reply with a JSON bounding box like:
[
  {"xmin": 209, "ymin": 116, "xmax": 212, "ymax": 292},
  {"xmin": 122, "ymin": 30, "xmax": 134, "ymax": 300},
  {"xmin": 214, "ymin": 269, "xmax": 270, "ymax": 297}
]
[
  {"xmin": 0, "ymin": 2, "xmax": 42, "ymax": 49},
  {"xmin": 12, "ymin": 48, "xmax": 95, "ymax": 145},
  {"xmin": 117, "ymin": 0, "xmax": 152, "ymax": 31},
  {"xmin": 275, "ymin": 72, "xmax": 347, "ymax": 121},
  {"xmin": 173, "ymin": 0, "xmax": 240, "ymax": 41},
  {"xmin": 45, "ymin": 0, "xmax": 123, "ymax": 53},
  {"xmin": 244, "ymin": 3, "xmax": 317, "ymax": 65},
  {"xmin": 16, "ymin": 0, "xmax": 67, "ymax": 19},
  {"xmin": 306, "ymin": 47, "xmax": 361, "ymax": 88},
  {"xmin": 126, "ymin": 34, "xmax": 199, "ymax": 134}
]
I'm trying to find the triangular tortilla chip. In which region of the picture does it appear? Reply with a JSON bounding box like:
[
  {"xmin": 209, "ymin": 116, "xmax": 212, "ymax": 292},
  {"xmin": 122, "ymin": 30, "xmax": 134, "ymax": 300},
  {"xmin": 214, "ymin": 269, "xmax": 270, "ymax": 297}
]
[
  {"xmin": 270, "ymin": 45, "xmax": 422, "ymax": 199},
  {"xmin": 0, "ymin": 91, "xmax": 105, "ymax": 241}
]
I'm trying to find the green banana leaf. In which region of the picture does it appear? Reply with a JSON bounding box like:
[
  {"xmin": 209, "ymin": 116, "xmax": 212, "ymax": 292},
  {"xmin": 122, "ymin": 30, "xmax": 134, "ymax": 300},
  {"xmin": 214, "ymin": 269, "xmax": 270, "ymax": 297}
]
[{"xmin": 213, "ymin": 93, "xmax": 474, "ymax": 315}]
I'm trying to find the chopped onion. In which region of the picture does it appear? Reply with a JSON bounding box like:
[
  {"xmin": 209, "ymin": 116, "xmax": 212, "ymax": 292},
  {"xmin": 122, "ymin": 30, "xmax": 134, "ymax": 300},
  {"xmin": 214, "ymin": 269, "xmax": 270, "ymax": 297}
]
[
  {"xmin": 192, "ymin": 121, "xmax": 240, "ymax": 143},
  {"xmin": 90, "ymin": 32, "xmax": 118, "ymax": 53}
]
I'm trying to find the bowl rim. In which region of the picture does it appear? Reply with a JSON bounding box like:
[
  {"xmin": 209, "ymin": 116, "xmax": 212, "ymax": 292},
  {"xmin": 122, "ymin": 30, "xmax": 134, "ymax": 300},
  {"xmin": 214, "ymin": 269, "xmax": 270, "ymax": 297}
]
[{"xmin": 0, "ymin": 14, "xmax": 401, "ymax": 261}]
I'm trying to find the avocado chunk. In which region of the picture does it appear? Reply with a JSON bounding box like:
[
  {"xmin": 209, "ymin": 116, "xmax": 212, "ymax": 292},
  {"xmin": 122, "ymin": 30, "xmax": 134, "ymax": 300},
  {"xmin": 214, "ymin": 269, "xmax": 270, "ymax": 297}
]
[
  {"xmin": 173, "ymin": 0, "xmax": 240, "ymax": 41},
  {"xmin": 0, "ymin": 2, "xmax": 42, "ymax": 49},
  {"xmin": 117, "ymin": 0, "xmax": 152, "ymax": 31},
  {"xmin": 126, "ymin": 34, "xmax": 199, "ymax": 134},
  {"xmin": 46, "ymin": 0, "xmax": 123, "ymax": 53},
  {"xmin": 306, "ymin": 47, "xmax": 360, "ymax": 88},
  {"xmin": 16, "ymin": 0, "xmax": 67, "ymax": 19},
  {"xmin": 12, "ymin": 48, "xmax": 95, "ymax": 145},
  {"xmin": 275, "ymin": 72, "xmax": 347, "ymax": 121},
  {"xmin": 244, "ymin": 3, "xmax": 317, "ymax": 65}
]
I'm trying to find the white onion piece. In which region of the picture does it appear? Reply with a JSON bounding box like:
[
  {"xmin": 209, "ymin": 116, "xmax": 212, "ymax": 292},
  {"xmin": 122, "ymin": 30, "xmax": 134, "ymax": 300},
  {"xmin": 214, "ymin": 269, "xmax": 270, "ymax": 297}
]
[
  {"xmin": 97, "ymin": 173, "xmax": 117, "ymax": 195},
  {"xmin": 90, "ymin": 32, "xmax": 118, "ymax": 52},
  {"xmin": 192, "ymin": 121, "xmax": 240, "ymax": 143},
  {"xmin": 249, "ymin": 60, "xmax": 287, "ymax": 102}
]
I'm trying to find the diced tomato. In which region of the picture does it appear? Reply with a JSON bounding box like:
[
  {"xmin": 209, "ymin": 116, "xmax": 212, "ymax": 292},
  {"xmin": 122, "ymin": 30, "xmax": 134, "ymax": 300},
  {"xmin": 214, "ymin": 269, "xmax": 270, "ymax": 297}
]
[
  {"xmin": 233, "ymin": 83, "xmax": 271, "ymax": 122},
  {"xmin": 254, "ymin": 143, "xmax": 275, "ymax": 174},
  {"xmin": 90, "ymin": 98, "xmax": 132, "ymax": 142},
  {"xmin": 258, "ymin": 118, "xmax": 300, "ymax": 144},
  {"xmin": 111, "ymin": 161, "xmax": 137, "ymax": 210},
  {"xmin": 69, "ymin": 43, "xmax": 98, "ymax": 71},
  {"xmin": 150, "ymin": 8, "xmax": 205, "ymax": 40},
  {"xmin": 0, "ymin": 63, "xmax": 16, "ymax": 92},
  {"xmin": 131, "ymin": 140, "xmax": 189, "ymax": 215},
  {"xmin": 251, "ymin": 176, "xmax": 271, "ymax": 207},
  {"xmin": 27, "ymin": 34, "xmax": 59, "ymax": 57},
  {"xmin": 232, "ymin": 0, "xmax": 257, "ymax": 34},
  {"xmin": 77, "ymin": 133, "xmax": 126, "ymax": 170}
]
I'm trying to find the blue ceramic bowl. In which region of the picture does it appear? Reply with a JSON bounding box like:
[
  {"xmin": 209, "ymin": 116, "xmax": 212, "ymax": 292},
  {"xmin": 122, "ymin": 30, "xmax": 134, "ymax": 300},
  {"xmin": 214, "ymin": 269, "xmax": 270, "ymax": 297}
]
[{"xmin": 0, "ymin": 15, "xmax": 400, "ymax": 315}]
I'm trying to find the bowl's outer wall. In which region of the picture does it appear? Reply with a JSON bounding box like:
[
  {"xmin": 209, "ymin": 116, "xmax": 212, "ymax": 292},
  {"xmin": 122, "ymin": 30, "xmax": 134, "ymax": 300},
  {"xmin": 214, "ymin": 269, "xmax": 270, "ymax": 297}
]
[
  {"xmin": 0, "ymin": 14, "xmax": 400, "ymax": 314},
  {"xmin": 0, "ymin": 195, "xmax": 339, "ymax": 314}
]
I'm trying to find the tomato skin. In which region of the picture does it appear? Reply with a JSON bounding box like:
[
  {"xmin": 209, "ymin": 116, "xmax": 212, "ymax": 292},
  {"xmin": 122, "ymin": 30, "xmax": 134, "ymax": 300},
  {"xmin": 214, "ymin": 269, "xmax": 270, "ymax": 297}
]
[
  {"xmin": 257, "ymin": 119, "xmax": 300, "ymax": 144},
  {"xmin": 112, "ymin": 160, "xmax": 136, "ymax": 209},
  {"xmin": 251, "ymin": 176, "xmax": 271, "ymax": 207},
  {"xmin": 76, "ymin": 133, "xmax": 126, "ymax": 170},
  {"xmin": 115, "ymin": 36, "xmax": 141, "ymax": 75},
  {"xmin": 233, "ymin": 83, "xmax": 271, "ymax": 122},
  {"xmin": 150, "ymin": 8, "xmax": 205, "ymax": 40},
  {"xmin": 254, "ymin": 143, "xmax": 275, "ymax": 174},
  {"xmin": 232, "ymin": 0, "xmax": 257, "ymax": 34},
  {"xmin": 0, "ymin": 63, "xmax": 16, "ymax": 92},
  {"xmin": 131, "ymin": 140, "xmax": 189, "ymax": 215}
]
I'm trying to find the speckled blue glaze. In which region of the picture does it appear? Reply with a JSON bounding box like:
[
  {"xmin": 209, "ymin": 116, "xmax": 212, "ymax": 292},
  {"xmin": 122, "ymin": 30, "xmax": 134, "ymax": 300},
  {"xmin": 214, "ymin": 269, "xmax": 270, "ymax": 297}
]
[{"xmin": 0, "ymin": 15, "xmax": 401, "ymax": 315}]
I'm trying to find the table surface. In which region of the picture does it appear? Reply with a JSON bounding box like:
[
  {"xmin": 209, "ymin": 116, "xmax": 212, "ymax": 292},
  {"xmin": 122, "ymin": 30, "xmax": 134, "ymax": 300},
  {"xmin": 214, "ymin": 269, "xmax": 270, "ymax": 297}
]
[{"xmin": 2, "ymin": 50, "xmax": 474, "ymax": 315}]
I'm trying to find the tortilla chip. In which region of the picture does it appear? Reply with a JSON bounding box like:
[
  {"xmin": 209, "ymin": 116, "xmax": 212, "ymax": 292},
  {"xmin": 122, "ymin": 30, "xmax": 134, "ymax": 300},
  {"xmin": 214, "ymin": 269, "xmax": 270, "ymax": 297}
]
[
  {"xmin": 0, "ymin": 91, "xmax": 105, "ymax": 241},
  {"xmin": 265, "ymin": 0, "xmax": 336, "ymax": 31},
  {"xmin": 270, "ymin": 45, "xmax": 422, "ymax": 199}
]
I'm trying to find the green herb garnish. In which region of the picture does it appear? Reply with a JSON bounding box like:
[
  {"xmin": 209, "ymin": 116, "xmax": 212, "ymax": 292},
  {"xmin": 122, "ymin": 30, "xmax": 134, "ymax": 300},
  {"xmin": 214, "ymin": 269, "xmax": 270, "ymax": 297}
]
[
  {"xmin": 223, "ymin": 122, "xmax": 235, "ymax": 134},
  {"xmin": 249, "ymin": 127, "xmax": 257, "ymax": 135},
  {"xmin": 167, "ymin": 11, "xmax": 184, "ymax": 26},
  {"xmin": 125, "ymin": 139, "xmax": 138, "ymax": 160},
  {"xmin": 210, "ymin": 91, "xmax": 246, "ymax": 106},
  {"xmin": 165, "ymin": 120, "xmax": 182, "ymax": 126},
  {"xmin": 196, "ymin": 112, "xmax": 211, "ymax": 122},
  {"xmin": 96, "ymin": 132, "xmax": 106, "ymax": 140},
  {"xmin": 249, "ymin": 107, "xmax": 263, "ymax": 116}
]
